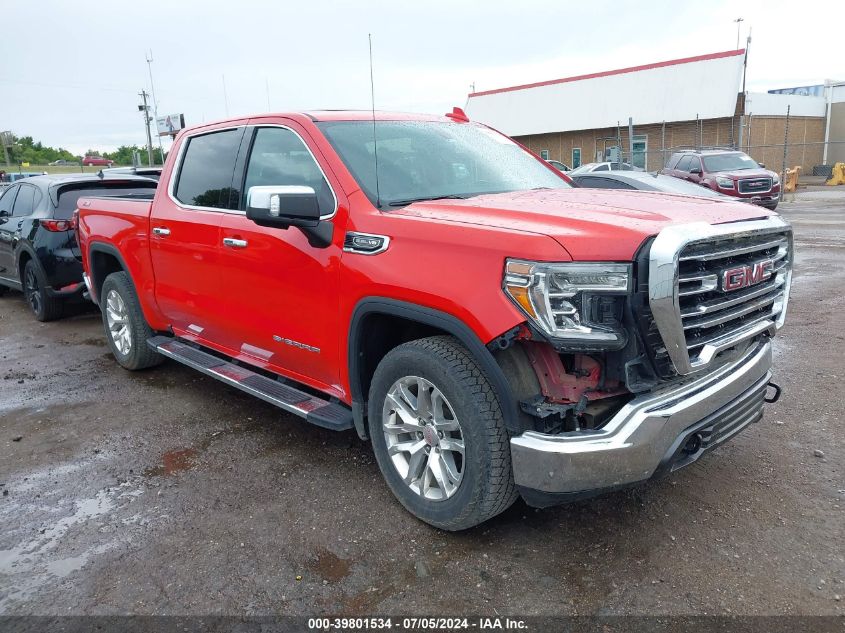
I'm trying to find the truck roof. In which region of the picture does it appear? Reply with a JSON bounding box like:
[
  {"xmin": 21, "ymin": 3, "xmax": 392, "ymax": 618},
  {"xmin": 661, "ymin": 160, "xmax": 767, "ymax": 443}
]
[{"xmin": 177, "ymin": 110, "xmax": 455, "ymax": 138}]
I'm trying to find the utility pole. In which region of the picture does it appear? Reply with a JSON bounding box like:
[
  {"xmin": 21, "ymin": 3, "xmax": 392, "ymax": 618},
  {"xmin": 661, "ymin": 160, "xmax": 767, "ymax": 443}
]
[
  {"xmin": 146, "ymin": 50, "xmax": 165, "ymax": 165},
  {"xmin": 138, "ymin": 90, "xmax": 154, "ymax": 167},
  {"xmin": 733, "ymin": 17, "xmax": 744, "ymax": 49}
]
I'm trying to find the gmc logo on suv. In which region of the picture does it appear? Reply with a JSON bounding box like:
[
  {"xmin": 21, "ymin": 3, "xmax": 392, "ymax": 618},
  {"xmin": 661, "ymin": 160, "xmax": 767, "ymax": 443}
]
[{"xmin": 721, "ymin": 259, "xmax": 775, "ymax": 291}]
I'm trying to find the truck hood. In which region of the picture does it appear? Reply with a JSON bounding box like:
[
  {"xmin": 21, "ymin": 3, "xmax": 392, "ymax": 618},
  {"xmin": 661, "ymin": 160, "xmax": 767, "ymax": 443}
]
[
  {"xmin": 714, "ymin": 169, "xmax": 776, "ymax": 180},
  {"xmin": 392, "ymin": 189, "xmax": 774, "ymax": 260}
]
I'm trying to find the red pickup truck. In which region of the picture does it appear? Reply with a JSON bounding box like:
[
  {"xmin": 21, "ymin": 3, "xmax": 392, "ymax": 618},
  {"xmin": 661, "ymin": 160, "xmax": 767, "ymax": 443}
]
[{"xmin": 77, "ymin": 110, "xmax": 793, "ymax": 530}]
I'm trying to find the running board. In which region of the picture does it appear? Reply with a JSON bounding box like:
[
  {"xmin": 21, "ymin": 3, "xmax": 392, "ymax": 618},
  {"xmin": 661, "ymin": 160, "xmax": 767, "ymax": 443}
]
[{"xmin": 146, "ymin": 336, "xmax": 354, "ymax": 432}]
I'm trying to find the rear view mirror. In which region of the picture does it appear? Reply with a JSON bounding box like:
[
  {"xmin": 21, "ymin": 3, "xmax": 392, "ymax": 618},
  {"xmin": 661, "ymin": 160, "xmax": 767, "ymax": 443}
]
[{"xmin": 246, "ymin": 186, "xmax": 320, "ymax": 229}]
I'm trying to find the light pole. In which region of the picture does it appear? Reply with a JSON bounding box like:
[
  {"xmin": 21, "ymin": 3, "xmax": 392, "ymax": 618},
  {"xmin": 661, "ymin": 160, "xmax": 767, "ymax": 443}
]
[{"xmin": 734, "ymin": 17, "xmax": 744, "ymax": 49}]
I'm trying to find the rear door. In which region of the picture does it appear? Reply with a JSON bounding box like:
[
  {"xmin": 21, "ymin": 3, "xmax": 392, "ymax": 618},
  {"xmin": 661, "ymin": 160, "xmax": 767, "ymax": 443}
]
[
  {"xmin": 0, "ymin": 185, "xmax": 20, "ymax": 280},
  {"xmin": 149, "ymin": 126, "xmax": 246, "ymax": 343},
  {"xmin": 214, "ymin": 122, "xmax": 345, "ymax": 392}
]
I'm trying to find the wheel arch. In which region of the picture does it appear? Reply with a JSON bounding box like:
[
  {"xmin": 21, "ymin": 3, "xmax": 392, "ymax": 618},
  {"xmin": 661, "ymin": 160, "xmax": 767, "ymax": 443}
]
[
  {"xmin": 15, "ymin": 243, "xmax": 39, "ymax": 284},
  {"xmin": 348, "ymin": 298, "xmax": 520, "ymax": 439},
  {"xmin": 87, "ymin": 242, "xmax": 131, "ymax": 305}
]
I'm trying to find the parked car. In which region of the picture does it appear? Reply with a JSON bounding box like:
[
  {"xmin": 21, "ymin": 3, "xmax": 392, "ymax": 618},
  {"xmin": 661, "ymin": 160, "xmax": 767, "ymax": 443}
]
[
  {"xmin": 660, "ymin": 149, "xmax": 780, "ymax": 210},
  {"xmin": 101, "ymin": 166, "xmax": 163, "ymax": 181},
  {"xmin": 570, "ymin": 170, "xmax": 732, "ymax": 198},
  {"xmin": 2, "ymin": 172, "xmax": 46, "ymax": 183},
  {"xmin": 77, "ymin": 110, "xmax": 792, "ymax": 530},
  {"xmin": 82, "ymin": 155, "xmax": 114, "ymax": 167},
  {"xmin": 545, "ymin": 159, "xmax": 571, "ymax": 172},
  {"xmin": 48, "ymin": 159, "xmax": 80, "ymax": 166},
  {"xmin": 0, "ymin": 174, "xmax": 157, "ymax": 320},
  {"xmin": 569, "ymin": 161, "xmax": 642, "ymax": 174}
]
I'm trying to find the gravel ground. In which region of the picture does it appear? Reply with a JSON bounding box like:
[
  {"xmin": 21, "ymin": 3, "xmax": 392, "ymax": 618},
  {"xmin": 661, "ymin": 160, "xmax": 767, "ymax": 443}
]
[{"xmin": 0, "ymin": 199, "xmax": 842, "ymax": 616}]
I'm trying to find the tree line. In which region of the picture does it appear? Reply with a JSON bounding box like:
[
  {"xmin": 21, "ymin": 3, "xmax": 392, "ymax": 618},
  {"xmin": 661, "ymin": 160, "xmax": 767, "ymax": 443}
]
[{"xmin": 3, "ymin": 133, "xmax": 165, "ymax": 166}]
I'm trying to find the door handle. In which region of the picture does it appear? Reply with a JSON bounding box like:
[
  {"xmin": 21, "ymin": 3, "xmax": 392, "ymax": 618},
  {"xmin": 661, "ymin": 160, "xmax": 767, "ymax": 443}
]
[
  {"xmin": 152, "ymin": 227, "xmax": 171, "ymax": 236},
  {"xmin": 222, "ymin": 237, "xmax": 248, "ymax": 249}
]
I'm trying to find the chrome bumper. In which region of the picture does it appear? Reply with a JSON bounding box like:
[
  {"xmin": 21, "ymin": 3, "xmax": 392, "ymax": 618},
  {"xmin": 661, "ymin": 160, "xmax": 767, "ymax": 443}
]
[{"xmin": 510, "ymin": 341, "xmax": 772, "ymax": 495}]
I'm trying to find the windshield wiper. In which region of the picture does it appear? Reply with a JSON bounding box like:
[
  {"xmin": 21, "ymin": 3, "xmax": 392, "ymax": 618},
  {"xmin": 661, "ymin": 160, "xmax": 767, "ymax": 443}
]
[{"xmin": 386, "ymin": 194, "xmax": 470, "ymax": 207}]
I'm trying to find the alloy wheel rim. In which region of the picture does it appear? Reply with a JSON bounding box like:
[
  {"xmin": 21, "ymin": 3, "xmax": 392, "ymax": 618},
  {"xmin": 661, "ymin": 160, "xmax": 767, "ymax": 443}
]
[
  {"xmin": 105, "ymin": 289, "xmax": 132, "ymax": 355},
  {"xmin": 24, "ymin": 267, "xmax": 41, "ymax": 314},
  {"xmin": 382, "ymin": 375, "xmax": 465, "ymax": 501}
]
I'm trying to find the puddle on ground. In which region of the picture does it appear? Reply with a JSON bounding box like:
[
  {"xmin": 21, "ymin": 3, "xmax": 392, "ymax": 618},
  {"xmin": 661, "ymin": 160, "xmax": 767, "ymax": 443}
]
[
  {"xmin": 144, "ymin": 448, "xmax": 198, "ymax": 477},
  {"xmin": 0, "ymin": 486, "xmax": 126, "ymax": 609},
  {"xmin": 309, "ymin": 547, "xmax": 352, "ymax": 583}
]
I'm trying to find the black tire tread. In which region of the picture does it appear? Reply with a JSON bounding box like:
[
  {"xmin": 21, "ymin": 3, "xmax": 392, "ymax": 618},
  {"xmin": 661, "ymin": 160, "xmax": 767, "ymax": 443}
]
[
  {"xmin": 370, "ymin": 335, "xmax": 517, "ymax": 530},
  {"xmin": 101, "ymin": 271, "xmax": 162, "ymax": 371},
  {"xmin": 25, "ymin": 260, "xmax": 63, "ymax": 322}
]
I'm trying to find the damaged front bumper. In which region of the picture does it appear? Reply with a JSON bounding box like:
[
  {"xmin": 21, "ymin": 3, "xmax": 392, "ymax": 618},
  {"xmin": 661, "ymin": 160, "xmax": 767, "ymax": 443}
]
[{"xmin": 510, "ymin": 341, "xmax": 774, "ymax": 507}]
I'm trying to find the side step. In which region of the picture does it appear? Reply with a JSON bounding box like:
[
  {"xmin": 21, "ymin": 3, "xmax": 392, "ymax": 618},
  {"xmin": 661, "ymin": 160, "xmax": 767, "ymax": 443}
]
[{"xmin": 147, "ymin": 336, "xmax": 354, "ymax": 432}]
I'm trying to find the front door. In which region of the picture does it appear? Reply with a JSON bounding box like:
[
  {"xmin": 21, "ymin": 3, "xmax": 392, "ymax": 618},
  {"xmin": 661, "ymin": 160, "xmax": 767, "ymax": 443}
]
[
  {"xmin": 215, "ymin": 123, "xmax": 345, "ymax": 394},
  {"xmin": 149, "ymin": 126, "xmax": 246, "ymax": 343}
]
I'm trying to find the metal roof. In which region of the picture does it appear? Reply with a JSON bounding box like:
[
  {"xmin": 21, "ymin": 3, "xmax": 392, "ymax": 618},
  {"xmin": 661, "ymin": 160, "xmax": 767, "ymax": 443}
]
[{"xmin": 464, "ymin": 50, "xmax": 747, "ymax": 136}]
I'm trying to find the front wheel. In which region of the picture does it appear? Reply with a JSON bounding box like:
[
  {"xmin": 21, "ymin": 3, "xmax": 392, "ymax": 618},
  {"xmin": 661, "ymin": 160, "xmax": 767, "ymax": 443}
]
[
  {"xmin": 100, "ymin": 271, "xmax": 162, "ymax": 371},
  {"xmin": 368, "ymin": 336, "xmax": 517, "ymax": 531}
]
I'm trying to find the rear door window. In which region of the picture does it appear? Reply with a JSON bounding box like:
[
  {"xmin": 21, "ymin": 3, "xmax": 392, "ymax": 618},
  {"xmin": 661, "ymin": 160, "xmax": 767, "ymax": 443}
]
[
  {"xmin": 12, "ymin": 184, "xmax": 37, "ymax": 217},
  {"xmin": 174, "ymin": 128, "xmax": 245, "ymax": 209}
]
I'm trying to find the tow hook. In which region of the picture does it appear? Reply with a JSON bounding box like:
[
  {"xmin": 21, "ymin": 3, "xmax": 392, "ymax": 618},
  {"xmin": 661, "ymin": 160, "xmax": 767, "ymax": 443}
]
[{"xmin": 764, "ymin": 381, "xmax": 782, "ymax": 404}]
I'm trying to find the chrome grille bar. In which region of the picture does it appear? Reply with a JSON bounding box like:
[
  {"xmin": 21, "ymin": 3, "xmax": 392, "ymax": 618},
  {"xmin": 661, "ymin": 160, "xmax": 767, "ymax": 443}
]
[{"xmin": 648, "ymin": 217, "xmax": 793, "ymax": 375}]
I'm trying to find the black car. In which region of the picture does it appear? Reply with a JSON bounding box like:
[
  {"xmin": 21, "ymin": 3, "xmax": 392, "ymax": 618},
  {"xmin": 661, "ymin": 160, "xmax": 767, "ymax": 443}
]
[
  {"xmin": 0, "ymin": 174, "xmax": 157, "ymax": 321},
  {"xmin": 569, "ymin": 170, "xmax": 731, "ymax": 198}
]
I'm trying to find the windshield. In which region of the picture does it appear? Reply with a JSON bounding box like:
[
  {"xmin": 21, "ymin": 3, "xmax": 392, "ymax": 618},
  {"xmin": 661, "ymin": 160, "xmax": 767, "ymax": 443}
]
[
  {"xmin": 317, "ymin": 121, "xmax": 570, "ymax": 207},
  {"xmin": 702, "ymin": 153, "xmax": 760, "ymax": 172}
]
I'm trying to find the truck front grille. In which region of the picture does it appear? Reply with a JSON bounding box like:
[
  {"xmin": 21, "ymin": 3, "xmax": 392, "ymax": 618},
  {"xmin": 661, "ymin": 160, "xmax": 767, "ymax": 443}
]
[
  {"xmin": 737, "ymin": 177, "xmax": 772, "ymax": 194},
  {"xmin": 647, "ymin": 218, "xmax": 792, "ymax": 376}
]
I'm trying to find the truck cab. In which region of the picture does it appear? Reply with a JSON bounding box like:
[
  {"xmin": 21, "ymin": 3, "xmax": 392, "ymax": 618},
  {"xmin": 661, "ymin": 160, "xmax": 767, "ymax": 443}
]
[{"xmin": 77, "ymin": 111, "xmax": 792, "ymax": 530}]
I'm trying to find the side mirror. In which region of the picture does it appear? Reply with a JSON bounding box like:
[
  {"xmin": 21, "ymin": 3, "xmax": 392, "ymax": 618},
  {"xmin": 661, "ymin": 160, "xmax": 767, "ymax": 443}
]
[
  {"xmin": 246, "ymin": 185, "xmax": 321, "ymax": 229},
  {"xmin": 689, "ymin": 167, "xmax": 702, "ymax": 175},
  {"xmin": 758, "ymin": 163, "xmax": 766, "ymax": 169}
]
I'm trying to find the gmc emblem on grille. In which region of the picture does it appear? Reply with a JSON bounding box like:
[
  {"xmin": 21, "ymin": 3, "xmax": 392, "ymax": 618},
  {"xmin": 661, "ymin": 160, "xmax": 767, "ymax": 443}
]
[{"xmin": 721, "ymin": 259, "xmax": 775, "ymax": 291}]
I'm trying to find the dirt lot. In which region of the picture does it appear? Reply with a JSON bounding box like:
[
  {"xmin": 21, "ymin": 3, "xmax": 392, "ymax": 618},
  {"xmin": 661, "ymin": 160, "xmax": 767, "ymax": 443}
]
[{"xmin": 0, "ymin": 199, "xmax": 843, "ymax": 617}]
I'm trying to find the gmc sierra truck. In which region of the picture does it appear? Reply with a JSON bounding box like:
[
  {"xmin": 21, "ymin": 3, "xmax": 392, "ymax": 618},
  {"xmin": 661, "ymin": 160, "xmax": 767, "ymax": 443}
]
[{"xmin": 77, "ymin": 109, "xmax": 792, "ymax": 530}]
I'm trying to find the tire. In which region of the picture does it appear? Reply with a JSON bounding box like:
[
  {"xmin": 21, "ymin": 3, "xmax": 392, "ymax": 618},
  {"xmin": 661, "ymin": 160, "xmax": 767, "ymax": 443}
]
[
  {"xmin": 368, "ymin": 335, "xmax": 518, "ymax": 531},
  {"xmin": 0, "ymin": 284, "xmax": 8, "ymax": 297},
  {"xmin": 100, "ymin": 271, "xmax": 162, "ymax": 371},
  {"xmin": 765, "ymin": 201, "xmax": 779, "ymax": 211},
  {"xmin": 23, "ymin": 260, "xmax": 63, "ymax": 321}
]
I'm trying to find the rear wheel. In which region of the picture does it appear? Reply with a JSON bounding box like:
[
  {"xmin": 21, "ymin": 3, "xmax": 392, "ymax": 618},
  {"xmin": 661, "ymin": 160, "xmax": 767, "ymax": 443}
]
[
  {"xmin": 101, "ymin": 271, "xmax": 162, "ymax": 371},
  {"xmin": 23, "ymin": 260, "xmax": 63, "ymax": 321},
  {"xmin": 368, "ymin": 335, "xmax": 517, "ymax": 531}
]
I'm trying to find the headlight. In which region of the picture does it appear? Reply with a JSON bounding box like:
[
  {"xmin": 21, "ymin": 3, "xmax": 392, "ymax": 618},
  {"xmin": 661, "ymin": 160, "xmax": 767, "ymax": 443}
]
[
  {"xmin": 716, "ymin": 176, "xmax": 734, "ymax": 189},
  {"xmin": 504, "ymin": 260, "xmax": 631, "ymax": 349},
  {"xmin": 772, "ymin": 173, "xmax": 780, "ymax": 185}
]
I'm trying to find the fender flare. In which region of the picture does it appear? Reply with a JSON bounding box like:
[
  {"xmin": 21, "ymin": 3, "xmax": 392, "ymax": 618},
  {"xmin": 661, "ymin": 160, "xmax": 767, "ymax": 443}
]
[
  {"xmin": 347, "ymin": 297, "xmax": 519, "ymax": 437},
  {"xmin": 13, "ymin": 242, "xmax": 40, "ymax": 286},
  {"xmin": 87, "ymin": 241, "xmax": 133, "ymax": 304}
]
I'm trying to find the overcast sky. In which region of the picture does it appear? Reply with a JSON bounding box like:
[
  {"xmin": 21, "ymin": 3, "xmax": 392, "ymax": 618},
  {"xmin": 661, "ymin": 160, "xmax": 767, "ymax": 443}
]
[{"xmin": 0, "ymin": 0, "xmax": 839, "ymax": 155}]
